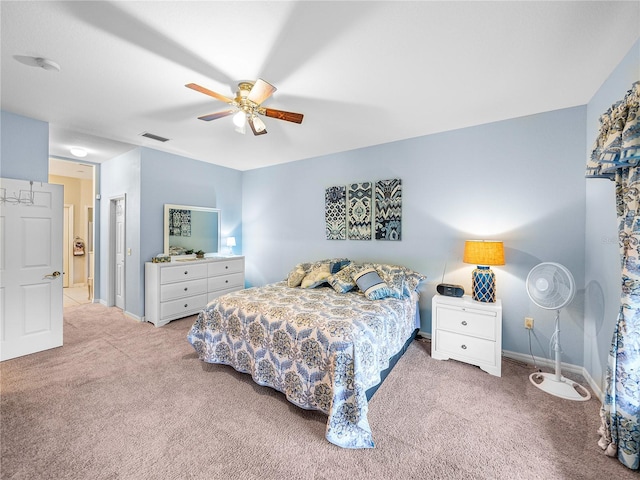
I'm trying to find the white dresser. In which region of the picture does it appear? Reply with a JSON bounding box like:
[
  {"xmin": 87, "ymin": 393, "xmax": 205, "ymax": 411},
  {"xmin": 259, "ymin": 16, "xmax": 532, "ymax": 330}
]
[
  {"xmin": 431, "ymin": 294, "xmax": 502, "ymax": 377},
  {"xmin": 145, "ymin": 256, "xmax": 245, "ymax": 327}
]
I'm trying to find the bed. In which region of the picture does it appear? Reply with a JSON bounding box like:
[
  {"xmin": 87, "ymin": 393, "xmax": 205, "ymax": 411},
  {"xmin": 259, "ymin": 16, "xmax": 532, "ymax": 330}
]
[{"xmin": 187, "ymin": 259, "xmax": 425, "ymax": 448}]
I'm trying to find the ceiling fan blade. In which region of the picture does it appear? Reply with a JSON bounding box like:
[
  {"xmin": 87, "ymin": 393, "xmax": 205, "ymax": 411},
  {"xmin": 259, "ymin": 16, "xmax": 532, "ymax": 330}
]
[
  {"xmin": 248, "ymin": 116, "xmax": 268, "ymax": 136},
  {"xmin": 198, "ymin": 110, "xmax": 234, "ymax": 121},
  {"xmin": 247, "ymin": 78, "xmax": 277, "ymax": 105},
  {"xmin": 185, "ymin": 83, "xmax": 234, "ymax": 104},
  {"xmin": 264, "ymin": 108, "xmax": 304, "ymax": 124}
]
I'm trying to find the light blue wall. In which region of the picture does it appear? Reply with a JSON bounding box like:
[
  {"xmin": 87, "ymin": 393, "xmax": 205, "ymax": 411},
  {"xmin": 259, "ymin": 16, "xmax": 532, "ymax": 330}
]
[
  {"xmin": 0, "ymin": 111, "xmax": 48, "ymax": 182},
  {"xmin": 139, "ymin": 147, "xmax": 243, "ymax": 264},
  {"xmin": 243, "ymin": 106, "xmax": 587, "ymax": 366},
  {"xmin": 99, "ymin": 148, "xmax": 142, "ymax": 318},
  {"xmin": 98, "ymin": 147, "xmax": 243, "ymax": 319},
  {"xmin": 584, "ymin": 38, "xmax": 640, "ymax": 389}
]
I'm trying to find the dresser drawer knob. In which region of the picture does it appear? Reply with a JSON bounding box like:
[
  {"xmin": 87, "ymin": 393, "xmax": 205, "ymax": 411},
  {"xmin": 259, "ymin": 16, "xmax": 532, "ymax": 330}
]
[
  {"xmin": 225, "ymin": 265, "xmax": 229, "ymax": 269},
  {"xmin": 184, "ymin": 287, "xmax": 188, "ymax": 291},
  {"xmin": 184, "ymin": 304, "xmax": 188, "ymax": 308},
  {"xmin": 461, "ymin": 321, "xmax": 467, "ymax": 326},
  {"xmin": 461, "ymin": 344, "xmax": 467, "ymax": 350},
  {"xmin": 184, "ymin": 271, "xmax": 188, "ymax": 275},
  {"xmin": 225, "ymin": 280, "xmax": 229, "ymax": 283}
]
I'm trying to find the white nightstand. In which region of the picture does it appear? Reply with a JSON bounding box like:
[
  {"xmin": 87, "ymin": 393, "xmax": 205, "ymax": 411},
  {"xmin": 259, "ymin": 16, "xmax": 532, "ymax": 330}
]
[{"xmin": 431, "ymin": 295, "xmax": 502, "ymax": 377}]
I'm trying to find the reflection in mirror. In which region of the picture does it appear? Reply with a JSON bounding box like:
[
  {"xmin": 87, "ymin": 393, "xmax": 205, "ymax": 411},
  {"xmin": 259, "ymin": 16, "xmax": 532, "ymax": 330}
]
[{"xmin": 163, "ymin": 204, "xmax": 220, "ymax": 256}]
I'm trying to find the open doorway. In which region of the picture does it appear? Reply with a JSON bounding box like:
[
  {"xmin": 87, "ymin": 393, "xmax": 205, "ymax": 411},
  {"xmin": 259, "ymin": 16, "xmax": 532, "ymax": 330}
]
[
  {"xmin": 49, "ymin": 158, "xmax": 95, "ymax": 308},
  {"xmin": 109, "ymin": 195, "xmax": 126, "ymax": 310}
]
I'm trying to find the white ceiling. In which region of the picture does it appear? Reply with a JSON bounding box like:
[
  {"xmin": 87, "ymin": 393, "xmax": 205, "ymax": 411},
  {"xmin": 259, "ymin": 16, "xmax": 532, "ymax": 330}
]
[{"xmin": 2, "ymin": 1, "xmax": 639, "ymax": 172}]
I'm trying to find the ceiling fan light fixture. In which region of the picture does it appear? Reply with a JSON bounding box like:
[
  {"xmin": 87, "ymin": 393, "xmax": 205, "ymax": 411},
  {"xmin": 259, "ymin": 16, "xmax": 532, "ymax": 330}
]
[
  {"xmin": 187, "ymin": 79, "xmax": 303, "ymax": 136},
  {"xmin": 232, "ymin": 110, "xmax": 247, "ymax": 128},
  {"xmin": 251, "ymin": 115, "xmax": 266, "ymax": 133}
]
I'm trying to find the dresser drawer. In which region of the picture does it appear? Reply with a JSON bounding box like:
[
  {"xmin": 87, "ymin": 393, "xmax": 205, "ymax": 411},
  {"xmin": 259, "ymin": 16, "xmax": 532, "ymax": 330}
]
[
  {"xmin": 436, "ymin": 305, "xmax": 496, "ymax": 340},
  {"xmin": 208, "ymin": 259, "xmax": 243, "ymax": 276},
  {"xmin": 161, "ymin": 264, "xmax": 208, "ymax": 284},
  {"xmin": 208, "ymin": 272, "xmax": 244, "ymax": 292},
  {"xmin": 161, "ymin": 278, "xmax": 207, "ymax": 301},
  {"xmin": 208, "ymin": 286, "xmax": 242, "ymax": 303},
  {"xmin": 435, "ymin": 329, "xmax": 497, "ymax": 366},
  {"xmin": 161, "ymin": 294, "xmax": 208, "ymax": 319}
]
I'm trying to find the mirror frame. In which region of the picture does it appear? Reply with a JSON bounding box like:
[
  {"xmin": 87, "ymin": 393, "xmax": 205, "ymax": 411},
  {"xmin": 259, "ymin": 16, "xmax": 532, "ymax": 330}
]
[{"xmin": 163, "ymin": 204, "xmax": 221, "ymax": 256}]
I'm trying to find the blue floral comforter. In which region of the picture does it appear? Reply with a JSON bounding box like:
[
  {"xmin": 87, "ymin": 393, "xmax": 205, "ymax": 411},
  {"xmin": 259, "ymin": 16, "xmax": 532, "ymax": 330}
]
[{"xmin": 187, "ymin": 281, "xmax": 419, "ymax": 448}]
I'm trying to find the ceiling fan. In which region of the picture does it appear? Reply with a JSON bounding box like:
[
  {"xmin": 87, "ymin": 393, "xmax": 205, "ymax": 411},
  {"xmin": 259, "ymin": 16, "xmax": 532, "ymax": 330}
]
[{"xmin": 186, "ymin": 79, "xmax": 304, "ymax": 136}]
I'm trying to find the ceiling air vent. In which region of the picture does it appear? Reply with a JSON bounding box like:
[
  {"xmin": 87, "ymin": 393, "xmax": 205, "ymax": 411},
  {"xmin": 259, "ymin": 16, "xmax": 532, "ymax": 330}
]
[{"xmin": 140, "ymin": 132, "xmax": 170, "ymax": 142}]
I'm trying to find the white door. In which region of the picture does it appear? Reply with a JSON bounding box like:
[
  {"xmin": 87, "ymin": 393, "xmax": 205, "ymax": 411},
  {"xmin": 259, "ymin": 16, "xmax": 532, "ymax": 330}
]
[
  {"xmin": 0, "ymin": 178, "xmax": 63, "ymax": 361},
  {"xmin": 114, "ymin": 197, "xmax": 125, "ymax": 310}
]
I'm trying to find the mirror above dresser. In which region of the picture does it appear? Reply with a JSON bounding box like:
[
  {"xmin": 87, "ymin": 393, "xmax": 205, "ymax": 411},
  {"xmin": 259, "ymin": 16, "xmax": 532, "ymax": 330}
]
[{"xmin": 163, "ymin": 204, "xmax": 220, "ymax": 256}]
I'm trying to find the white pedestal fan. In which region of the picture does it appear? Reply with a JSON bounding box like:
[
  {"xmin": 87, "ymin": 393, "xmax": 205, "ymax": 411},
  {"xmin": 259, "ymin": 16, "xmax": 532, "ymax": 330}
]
[{"xmin": 526, "ymin": 262, "xmax": 591, "ymax": 401}]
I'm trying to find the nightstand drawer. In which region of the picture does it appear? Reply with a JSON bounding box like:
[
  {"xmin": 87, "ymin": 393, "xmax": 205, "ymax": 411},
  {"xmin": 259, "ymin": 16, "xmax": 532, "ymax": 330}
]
[
  {"xmin": 161, "ymin": 278, "xmax": 207, "ymax": 301},
  {"xmin": 435, "ymin": 330, "xmax": 497, "ymax": 366},
  {"xmin": 431, "ymin": 295, "xmax": 502, "ymax": 376},
  {"xmin": 161, "ymin": 264, "xmax": 208, "ymax": 284},
  {"xmin": 161, "ymin": 294, "xmax": 208, "ymax": 319},
  {"xmin": 436, "ymin": 305, "xmax": 496, "ymax": 340}
]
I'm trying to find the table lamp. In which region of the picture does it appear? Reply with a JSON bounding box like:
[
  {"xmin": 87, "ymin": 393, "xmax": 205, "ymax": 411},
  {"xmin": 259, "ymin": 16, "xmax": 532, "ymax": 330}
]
[
  {"xmin": 463, "ymin": 240, "xmax": 505, "ymax": 302},
  {"xmin": 226, "ymin": 236, "xmax": 236, "ymax": 255}
]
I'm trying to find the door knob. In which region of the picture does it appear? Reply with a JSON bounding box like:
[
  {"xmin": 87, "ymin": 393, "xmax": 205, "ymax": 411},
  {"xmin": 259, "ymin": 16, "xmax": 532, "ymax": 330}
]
[{"xmin": 44, "ymin": 271, "xmax": 61, "ymax": 279}]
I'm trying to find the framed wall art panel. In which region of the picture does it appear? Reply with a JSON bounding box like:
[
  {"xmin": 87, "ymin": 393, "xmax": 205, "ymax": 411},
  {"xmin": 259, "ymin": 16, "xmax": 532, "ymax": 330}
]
[
  {"xmin": 375, "ymin": 178, "xmax": 402, "ymax": 240},
  {"xmin": 348, "ymin": 182, "xmax": 372, "ymax": 240},
  {"xmin": 325, "ymin": 185, "xmax": 346, "ymax": 240}
]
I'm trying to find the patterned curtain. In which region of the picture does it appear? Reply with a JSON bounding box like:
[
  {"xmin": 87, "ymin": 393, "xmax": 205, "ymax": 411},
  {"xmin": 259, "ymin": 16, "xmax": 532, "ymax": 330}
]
[{"xmin": 587, "ymin": 81, "xmax": 640, "ymax": 470}]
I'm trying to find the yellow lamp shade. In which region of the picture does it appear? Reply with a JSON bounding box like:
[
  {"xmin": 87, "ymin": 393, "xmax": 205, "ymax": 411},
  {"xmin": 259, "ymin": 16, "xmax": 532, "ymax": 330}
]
[{"xmin": 463, "ymin": 240, "xmax": 505, "ymax": 266}]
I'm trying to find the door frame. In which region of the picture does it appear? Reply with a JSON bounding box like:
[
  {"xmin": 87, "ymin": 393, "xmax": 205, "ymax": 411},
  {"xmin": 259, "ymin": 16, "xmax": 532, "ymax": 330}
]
[
  {"xmin": 107, "ymin": 194, "xmax": 126, "ymax": 308},
  {"xmin": 64, "ymin": 204, "xmax": 74, "ymax": 287},
  {"xmin": 85, "ymin": 204, "xmax": 94, "ymax": 301}
]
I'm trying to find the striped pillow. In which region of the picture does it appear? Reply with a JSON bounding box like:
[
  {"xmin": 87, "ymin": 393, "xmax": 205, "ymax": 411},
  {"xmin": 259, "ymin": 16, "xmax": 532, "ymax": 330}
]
[{"xmin": 352, "ymin": 268, "xmax": 396, "ymax": 300}]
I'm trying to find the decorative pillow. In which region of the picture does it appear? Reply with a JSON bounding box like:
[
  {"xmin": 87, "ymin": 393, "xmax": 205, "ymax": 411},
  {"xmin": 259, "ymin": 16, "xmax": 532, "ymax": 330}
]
[
  {"xmin": 287, "ymin": 263, "xmax": 310, "ymax": 287},
  {"xmin": 375, "ymin": 264, "xmax": 426, "ymax": 297},
  {"xmin": 287, "ymin": 258, "xmax": 351, "ymax": 288},
  {"xmin": 301, "ymin": 264, "xmax": 332, "ymax": 288},
  {"xmin": 373, "ymin": 264, "xmax": 406, "ymax": 298},
  {"xmin": 403, "ymin": 269, "xmax": 426, "ymax": 296},
  {"xmin": 327, "ymin": 263, "xmax": 358, "ymax": 293},
  {"xmin": 352, "ymin": 267, "xmax": 397, "ymax": 300},
  {"xmin": 330, "ymin": 259, "xmax": 351, "ymax": 274}
]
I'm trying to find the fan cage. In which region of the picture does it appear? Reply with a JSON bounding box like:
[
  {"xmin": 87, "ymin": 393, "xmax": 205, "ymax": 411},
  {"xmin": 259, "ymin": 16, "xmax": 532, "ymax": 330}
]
[{"xmin": 526, "ymin": 262, "xmax": 575, "ymax": 310}]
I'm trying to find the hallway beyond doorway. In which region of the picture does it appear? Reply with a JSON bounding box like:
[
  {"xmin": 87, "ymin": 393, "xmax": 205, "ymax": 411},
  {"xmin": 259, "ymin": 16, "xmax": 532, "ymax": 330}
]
[{"xmin": 63, "ymin": 286, "xmax": 92, "ymax": 308}]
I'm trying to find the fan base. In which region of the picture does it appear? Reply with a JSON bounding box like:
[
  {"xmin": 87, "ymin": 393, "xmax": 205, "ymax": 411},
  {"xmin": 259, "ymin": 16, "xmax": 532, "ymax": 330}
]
[{"xmin": 529, "ymin": 372, "xmax": 591, "ymax": 401}]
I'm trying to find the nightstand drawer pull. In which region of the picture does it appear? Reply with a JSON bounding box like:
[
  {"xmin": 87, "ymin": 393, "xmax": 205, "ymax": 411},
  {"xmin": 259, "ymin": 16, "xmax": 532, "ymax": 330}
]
[
  {"xmin": 184, "ymin": 271, "xmax": 188, "ymax": 275},
  {"xmin": 461, "ymin": 321, "xmax": 467, "ymax": 326},
  {"xmin": 184, "ymin": 304, "xmax": 188, "ymax": 308},
  {"xmin": 184, "ymin": 287, "xmax": 188, "ymax": 291},
  {"xmin": 461, "ymin": 344, "xmax": 467, "ymax": 350}
]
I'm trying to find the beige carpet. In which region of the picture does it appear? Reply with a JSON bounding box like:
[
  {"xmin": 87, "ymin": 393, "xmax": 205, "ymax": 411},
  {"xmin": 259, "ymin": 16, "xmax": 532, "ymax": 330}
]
[{"xmin": 0, "ymin": 303, "xmax": 635, "ymax": 480}]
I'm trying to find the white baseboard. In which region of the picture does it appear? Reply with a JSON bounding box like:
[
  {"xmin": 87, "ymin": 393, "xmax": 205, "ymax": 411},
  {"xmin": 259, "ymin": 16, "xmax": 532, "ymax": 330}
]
[
  {"xmin": 502, "ymin": 349, "xmax": 604, "ymax": 401},
  {"xmin": 417, "ymin": 330, "xmax": 431, "ymax": 339},
  {"xmin": 413, "ymin": 332, "xmax": 604, "ymax": 402},
  {"xmin": 94, "ymin": 300, "xmax": 142, "ymax": 323},
  {"xmin": 124, "ymin": 311, "xmax": 143, "ymax": 322}
]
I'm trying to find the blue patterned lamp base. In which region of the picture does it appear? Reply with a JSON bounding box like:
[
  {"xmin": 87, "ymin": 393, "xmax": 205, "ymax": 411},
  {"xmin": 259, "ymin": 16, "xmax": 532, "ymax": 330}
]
[{"xmin": 472, "ymin": 266, "xmax": 496, "ymax": 302}]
